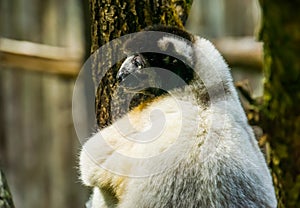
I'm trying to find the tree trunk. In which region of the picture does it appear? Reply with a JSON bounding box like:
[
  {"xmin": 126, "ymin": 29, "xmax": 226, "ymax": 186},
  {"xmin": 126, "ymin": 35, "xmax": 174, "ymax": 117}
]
[
  {"xmin": 259, "ymin": 0, "xmax": 300, "ymax": 207},
  {"xmin": 89, "ymin": 0, "xmax": 193, "ymax": 128}
]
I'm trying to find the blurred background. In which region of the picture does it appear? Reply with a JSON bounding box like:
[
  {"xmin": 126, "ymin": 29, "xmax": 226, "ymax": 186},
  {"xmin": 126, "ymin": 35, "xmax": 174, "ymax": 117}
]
[{"xmin": 0, "ymin": 0, "xmax": 262, "ymax": 207}]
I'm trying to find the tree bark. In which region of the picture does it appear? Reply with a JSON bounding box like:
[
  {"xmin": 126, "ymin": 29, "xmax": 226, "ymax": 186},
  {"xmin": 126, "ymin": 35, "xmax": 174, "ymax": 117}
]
[
  {"xmin": 89, "ymin": 0, "xmax": 193, "ymax": 128},
  {"xmin": 0, "ymin": 170, "xmax": 14, "ymax": 208},
  {"xmin": 259, "ymin": 0, "xmax": 300, "ymax": 207}
]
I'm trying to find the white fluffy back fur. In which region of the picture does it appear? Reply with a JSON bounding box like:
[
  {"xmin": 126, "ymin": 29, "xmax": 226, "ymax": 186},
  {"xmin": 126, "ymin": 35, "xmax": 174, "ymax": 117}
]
[{"xmin": 79, "ymin": 35, "xmax": 277, "ymax": 208}]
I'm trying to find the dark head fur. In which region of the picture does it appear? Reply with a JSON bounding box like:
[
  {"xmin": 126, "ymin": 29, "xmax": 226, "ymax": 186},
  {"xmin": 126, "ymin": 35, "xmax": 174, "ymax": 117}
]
[{"xmin": 118, "ymin": 26, "xmax": 196, "ymax": 94}]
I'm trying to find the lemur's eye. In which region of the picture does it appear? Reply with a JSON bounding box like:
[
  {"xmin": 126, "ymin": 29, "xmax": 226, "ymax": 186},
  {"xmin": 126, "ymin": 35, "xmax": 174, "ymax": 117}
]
[{"xmin": 133, "ymin": 56, "xmax": 143, "ymax": 69}]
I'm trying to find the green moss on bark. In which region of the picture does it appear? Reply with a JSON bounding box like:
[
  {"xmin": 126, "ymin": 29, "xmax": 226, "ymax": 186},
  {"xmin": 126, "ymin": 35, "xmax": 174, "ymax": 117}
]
[{"xmin": 259, "ymin": 0, "xmax": 300, "ymax": 207}]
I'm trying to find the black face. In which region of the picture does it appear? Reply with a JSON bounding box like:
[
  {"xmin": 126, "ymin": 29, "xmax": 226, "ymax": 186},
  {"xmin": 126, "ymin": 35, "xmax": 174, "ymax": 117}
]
[
  {"xmin": 115, "ymin": 25, "xmax": 197, "ymax": 110},
  {"xmin": 118, "ymin": 25, "xmax": 196, "ymax": 93},
  {"xmin": 117, "ymin": 52, "xmax": 195, "ymax": 92},
  {"xmin": 116, "ymin": 54, "xmax": 148, "ymax": 83}
]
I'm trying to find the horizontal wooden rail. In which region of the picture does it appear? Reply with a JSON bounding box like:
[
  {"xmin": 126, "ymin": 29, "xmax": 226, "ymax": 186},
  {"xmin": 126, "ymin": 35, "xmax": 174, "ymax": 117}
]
[
  {"xmin": 0, "ymin": 38, "xmax": 84, "ymax": 76},
  {"xmin": 213, "ymin": 37, "xmax": 263, "ymax": 69},
  {"xmin": 0, "ymin": 37, "xmax": 263, "ymax": 76}
]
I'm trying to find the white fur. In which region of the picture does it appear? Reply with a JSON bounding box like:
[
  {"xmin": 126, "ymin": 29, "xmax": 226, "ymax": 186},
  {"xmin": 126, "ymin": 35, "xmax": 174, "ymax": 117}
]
[{"xmin": 80, "ymin": 35, "xmax": 277, "ymax": 208}]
